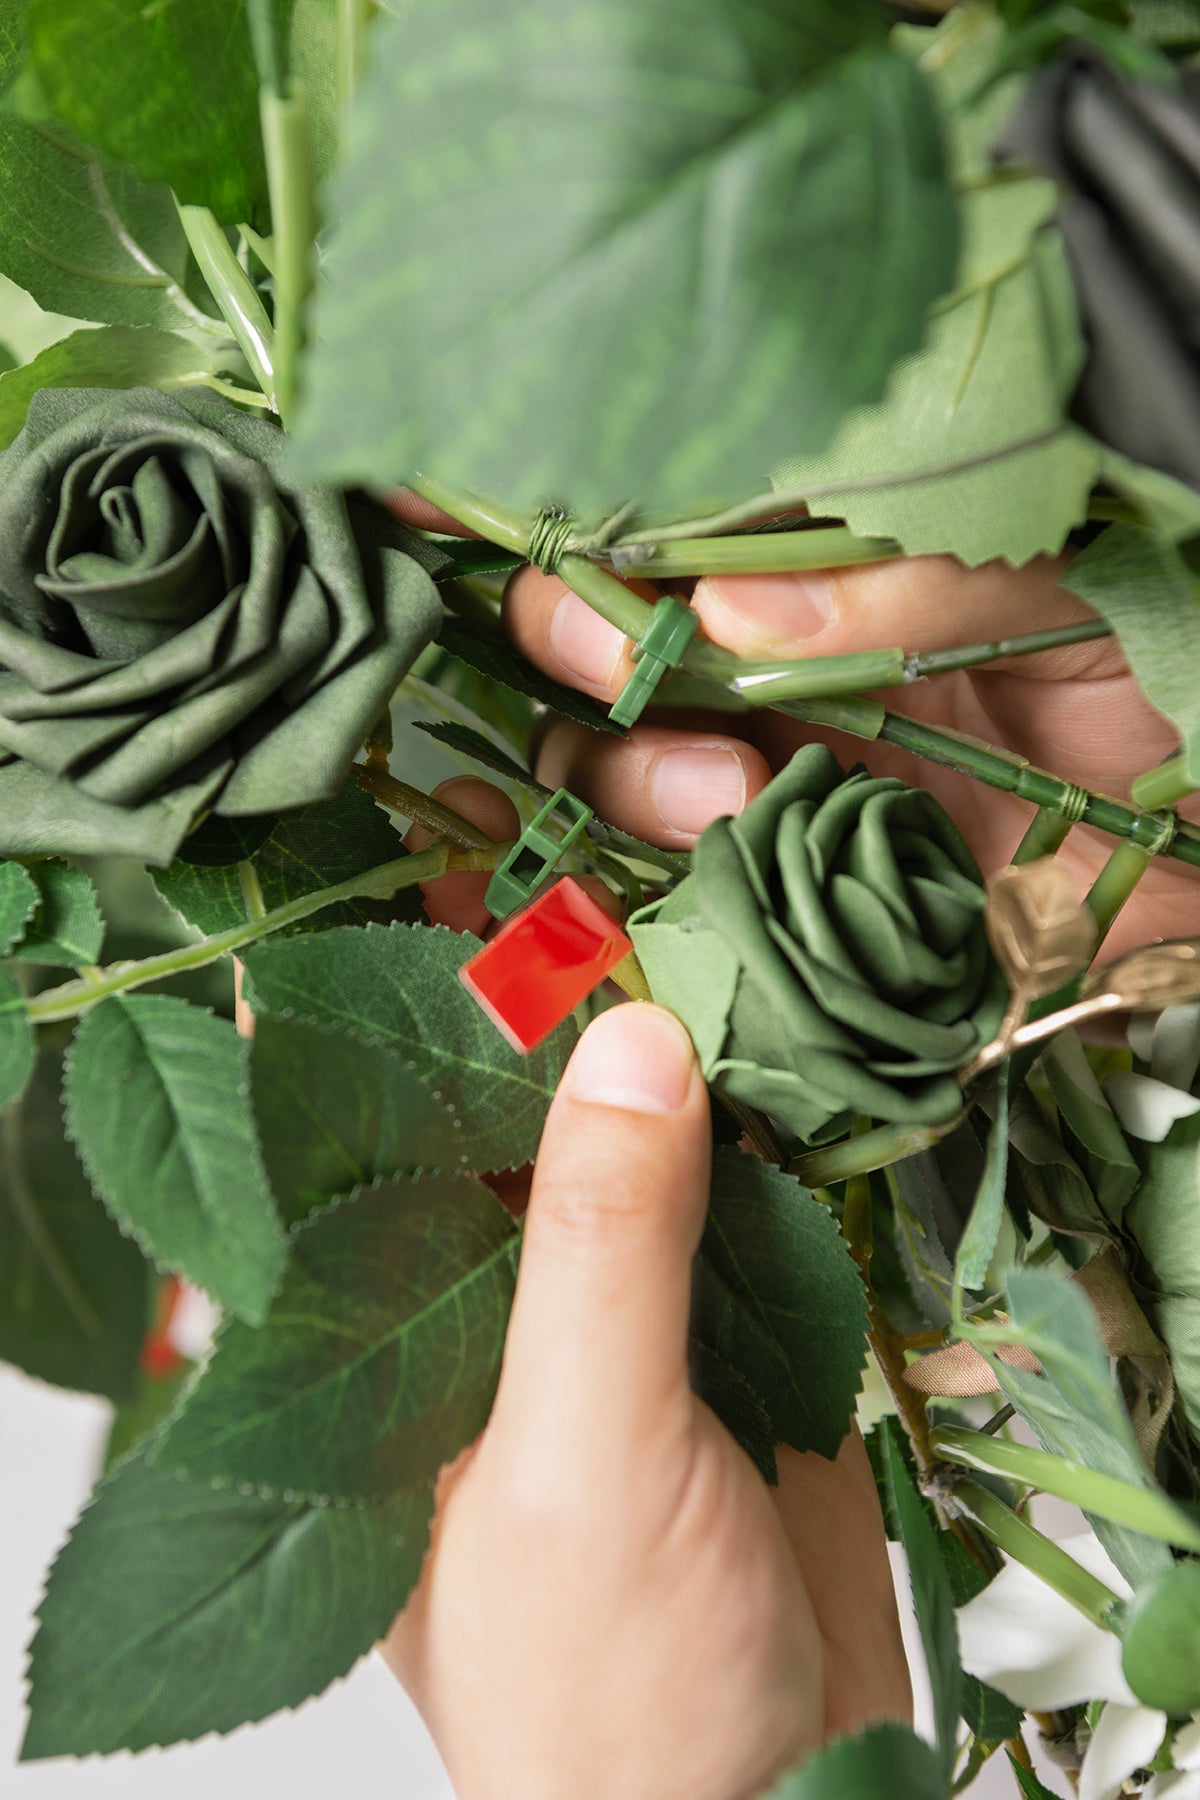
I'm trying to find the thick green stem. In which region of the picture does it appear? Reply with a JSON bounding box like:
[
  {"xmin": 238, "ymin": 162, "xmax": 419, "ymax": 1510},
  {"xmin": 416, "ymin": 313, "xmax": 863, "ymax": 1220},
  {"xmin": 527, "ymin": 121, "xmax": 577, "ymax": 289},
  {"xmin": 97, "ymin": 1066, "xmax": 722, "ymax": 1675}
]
[
  {"xmin": 351, "ymin": 761, "xmax": 492, "ymax": 848},
  {"xmin": 177, "ymin": 204, "xmax": 276, "ymax": 408},
  {"xmin": 25, "ymin": 843, "xmax": 507, "ymax": 1026},
  {"xmin": 607, "ymin": 527, "xmax": 900, "ymax": 579},
  {"xmin": 245, "ymin": 0, "xmax": 284, "ymax": 95},
  {"xmin": 1132, "ymin": 750, "xmax": 1197, "ymax": 812},
  {"xmin": 1086, "ymin": 837, "xmax": 1159, "ymax": 940},
  {"xmin": 260, "ymin": 87, "xmax": 316, "ymax": 429},
  {"xmin": 954, "ymin": 1479, "xmax": 1124, "ymax": 1631},
  {"xmin": 909, "ymin": 618, "xmax": 1111, "ymax": 679},
  {"xmin": 934, "ymin": 1426, "xmax": 1200, "ymax": 1552},
  {"xmin": 1013, "ymin": 806, "xmax": 1075, "ymax": 864},
  {"xmin": 337, "ymin": 0, "xmax": 375, "ymax": 119},
  {"xmin": 725, "ymin": 648, "xmax": 906, "ymax": 704}
]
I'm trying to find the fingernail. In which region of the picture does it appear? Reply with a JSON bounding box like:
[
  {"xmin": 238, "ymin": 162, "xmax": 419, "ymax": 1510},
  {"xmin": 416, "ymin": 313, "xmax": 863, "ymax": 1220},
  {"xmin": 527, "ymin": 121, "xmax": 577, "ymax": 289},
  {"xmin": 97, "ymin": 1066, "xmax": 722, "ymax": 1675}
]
[
  {"xmin": 568, "ymin": 1006, "xmax": 695, "ymax": 1113},
  {"xmin": 693, "ymin": 572, "xmax": 836, "ymax": 654},
  {"xmin": 649, "ymin": 745, "xmax": 747, "ymax": 838},
  {"xmin": 548, "ymin": 589, "xmax": 628, "ymax": 692}
]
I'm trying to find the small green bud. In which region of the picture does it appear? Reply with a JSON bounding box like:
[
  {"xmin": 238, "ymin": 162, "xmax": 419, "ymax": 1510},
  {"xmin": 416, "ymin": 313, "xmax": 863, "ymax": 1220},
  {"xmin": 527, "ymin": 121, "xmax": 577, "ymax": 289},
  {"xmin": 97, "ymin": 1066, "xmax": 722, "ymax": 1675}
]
[{"xmin": 1121, "ymin": 1560, "xmax": 1200, "ymax": 1716}]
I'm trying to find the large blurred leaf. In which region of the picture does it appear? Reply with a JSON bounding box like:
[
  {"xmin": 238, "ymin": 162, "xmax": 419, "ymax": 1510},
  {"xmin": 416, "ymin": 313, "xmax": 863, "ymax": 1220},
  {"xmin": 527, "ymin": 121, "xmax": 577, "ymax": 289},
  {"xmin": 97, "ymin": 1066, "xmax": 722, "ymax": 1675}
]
[
  {"xmin": 0, "ymin": 1041, "xmax": 147, "ymax": 1400},
  {"xmin": 763, "ymin": 1725, "xmax": 947, "ymax": 1799},
  {"xmin": 155, "ymin": 777, "xmax": 422, "ymax": 939},
  {"xmin": 63, "ymin": 995, "xmax": 286, "ymax": 1324},
  {"xmin": 244, "ymin": 921, "xmax": 575, "ymax": 1172},
  {"xmin": 693, "ymin": 1149, "xmax": 868, "ymax": 1460},
  {"xmin": 21, "ymin": 1446, "xmax": 432, "ymax": 1758},
  {"xmin": 250, "ymin": 1015, "xmax": 468, "ymax": 1224},
  {"xmin": 154, "ymin": 1173, "xmax": 519, "ymax": 1498},
  {"xmin": 1062, "ymin": 523, "xmax": 1200, "ymax": 787},
  {"xmin": 290, "ymin": 0, "xmax": 957, "ymax": 511},
  {"xmin": 1127, "ymin": 1110, "xmax": 1200, "ymax": 1442},
  {"xmin": 0, "ymin": 326, "xmax": 234, "ymax": 451},
  {"xmin": 0, "ymin": 4, "xmax": 201, "ymax": 328},
  {"xmin": 962, "ymin": 1265, "xmax": 1174, "ymax": 1586},
  {"xmin": 7, "ymin": 859, "xmax": 103, "ymax": 967},
  {"xmin": 878, "ymin": 1418, "xmax": 961, "ymax": 1775},
  {"xmin": 25, "ymin": 0, "xmax": 336, "ymax": 231},
  {"xmin": 435, "ymin": 619, "xmax": 624, "ymax": 736},
  {"xmin": 773, "ymin": 10, "xmax": 1094, "ymax": 566}
]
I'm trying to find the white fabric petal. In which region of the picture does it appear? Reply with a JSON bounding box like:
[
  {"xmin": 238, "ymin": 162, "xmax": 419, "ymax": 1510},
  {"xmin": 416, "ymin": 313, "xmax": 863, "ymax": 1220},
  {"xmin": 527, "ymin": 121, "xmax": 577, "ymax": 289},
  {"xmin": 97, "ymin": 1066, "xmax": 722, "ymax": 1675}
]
[
  {"xmin": 1151, "ymin": 1002, "xmax": 1200, "ymax": 1091},
  {"xmin": 957, "ymin": 1532, "xmax": 1137, "ymax": 1711},
  {"xmin": 1128, "ymin": 1012, "xmax": 1158, "ymax": 1063},
  {"xmin": 1173, "ymin": 1718, "xmax": 1200, "ymax": 1773},
  {"xmin": 1147, "ymin": 1773, "xmax": 1200, "ymax": 1800},
  {"xmin": 1104, "ymin": 1071, "xmax": 1200, "ymax": 1143},
  {"xmin": 1080, "ymin": 1703, "xmax": 1167, "ymax": 1800}
]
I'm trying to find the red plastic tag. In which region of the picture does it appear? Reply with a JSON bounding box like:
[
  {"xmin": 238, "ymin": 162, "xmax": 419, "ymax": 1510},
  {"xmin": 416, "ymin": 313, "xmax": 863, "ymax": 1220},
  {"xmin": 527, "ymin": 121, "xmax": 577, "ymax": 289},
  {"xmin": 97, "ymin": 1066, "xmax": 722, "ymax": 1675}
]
[{"xmin": 460, "ymin": 877, "xmax": 633, "ymax": 1053}]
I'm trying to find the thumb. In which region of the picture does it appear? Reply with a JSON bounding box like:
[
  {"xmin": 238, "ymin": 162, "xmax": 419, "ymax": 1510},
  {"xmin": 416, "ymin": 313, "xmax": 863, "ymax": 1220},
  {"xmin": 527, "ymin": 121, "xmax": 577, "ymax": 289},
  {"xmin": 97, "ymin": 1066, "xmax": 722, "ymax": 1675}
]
[
  {"xmin": 692, "ymin": 552, "xmax": 1092, "ymax": 664},
  {"xmin": 490, "ymin": 1004, "xmax": 710, "ymax": 1463}
]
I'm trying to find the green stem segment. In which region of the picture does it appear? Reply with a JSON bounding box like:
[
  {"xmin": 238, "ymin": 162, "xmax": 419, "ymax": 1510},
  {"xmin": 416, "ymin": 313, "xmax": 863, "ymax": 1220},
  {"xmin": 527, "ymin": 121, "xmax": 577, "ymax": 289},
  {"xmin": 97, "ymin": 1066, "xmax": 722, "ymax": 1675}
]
[
  {"xmin": 177, "ymin": 204, "xmax": 276, "ymax": 408},
  {"xmin": 954, "ymin": 1478, "xmax": 1125, "ymax": 1632},
  {"xmin": 1132, "ymin": 750, "xmax": 1198, "ymax": 812},
  {"xmin": 260, "ymin": 87, "xmax": 316, "ymax": 429},
  {"xmin": 1086, "ymin": 837, "xmax": 1160, "ymax": 941},
  {"xmin": 790, "ymin": 1109, "xmax": 968, "ymax": 1187},
  {"xmin": 1013, "ymin": 806, "xmax": 1075, "ymax": 864},
  {"xmin": 933, "ymin": 1424, "xmax": 1200, "ymax": 1552},
  {"xmin": 337, "ymin": 0, "xmax": 375, "ymax": 118},
  {"xmin": 608, "ymin": 527, "xmax": 900, "ymax": 580},
  {"xmin": 25, "ymin": 843, "xmax": 508, "ymax": 1026}
]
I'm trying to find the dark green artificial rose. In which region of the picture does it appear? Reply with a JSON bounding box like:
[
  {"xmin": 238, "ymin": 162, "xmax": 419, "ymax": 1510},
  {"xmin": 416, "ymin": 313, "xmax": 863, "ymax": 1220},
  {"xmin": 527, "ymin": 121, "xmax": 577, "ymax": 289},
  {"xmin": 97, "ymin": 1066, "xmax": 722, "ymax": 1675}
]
[
  {"xmin": 0, "ymin": 387, "xmax": 445, "ymax": 863},
  {"xmin": 630, "ymin": 743, "xmax": 1008, "ymax": 1140}
]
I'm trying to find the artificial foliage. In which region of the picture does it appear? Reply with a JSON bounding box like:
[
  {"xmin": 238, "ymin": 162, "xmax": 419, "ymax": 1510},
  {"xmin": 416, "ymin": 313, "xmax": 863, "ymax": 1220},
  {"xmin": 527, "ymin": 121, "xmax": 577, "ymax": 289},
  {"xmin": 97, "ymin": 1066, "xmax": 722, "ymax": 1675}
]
[{"xmin": 3, "ymin": 4, "xmax": 1200, "ymax": 1798}]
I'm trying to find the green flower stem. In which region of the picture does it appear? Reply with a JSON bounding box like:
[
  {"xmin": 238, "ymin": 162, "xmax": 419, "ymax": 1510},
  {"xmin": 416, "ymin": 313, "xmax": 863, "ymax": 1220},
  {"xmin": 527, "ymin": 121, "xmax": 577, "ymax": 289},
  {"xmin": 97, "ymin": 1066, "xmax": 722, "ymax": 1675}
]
[
  {"xmin": 934, "ymin": 1424, "xmax": 1200, "ymax": 1553},
  {"xmin": 245, "ymin": 0, "xmax": 284, "ymax": 96},
  {"xmin": 908, "ymin": 618, "xmax": 1112, "ymax": 679},
  {"xmin": 337, "ymin": 0, "xmax": 375, "ymax": 119},
  {"xmin": 260, "ymin": 87, "xmax": 316, "ymax": 429},
  {"xmin": 722, "ymin": 648, "xmax": 906, "ymax": 703},
  {"xmin": 1086, "ymin": 837, "xmax": 1160, "ymax": 939},
  {"xmin": 351, "ymin": 761, "xmax": 492, "ymax": 848},
  {"xmin": 177, "ymin": 204, "xmax": 276, "ymax": 409},
  {"xmin": 954, "ymin": 1478, "xmax": 1125, "ymax": 1631},
  {"xmin": 1132, "ymin": 750, "xmax": 1196, "ymax": 812},
  {"xmin": 237, "ymin": 861, "xmax": 267, "ymax": 921},
  {"xmin": 607, "ymin": 527, "xmax": 900, "ymax": 579},
  {"xmin": 25, "ymin": 843, "xmax": 507, "ymax": 1026},
  {"xmin": 779, "ymin": 699, "xmax": 1200, "ymax": 871},
  {"xmin": 1013, "ymin": 806, "xmax": 1075, "ymax": 864},
  {"xmin": 790, "ymin": 1109, "xmax": 969, "ymax": 1187}
]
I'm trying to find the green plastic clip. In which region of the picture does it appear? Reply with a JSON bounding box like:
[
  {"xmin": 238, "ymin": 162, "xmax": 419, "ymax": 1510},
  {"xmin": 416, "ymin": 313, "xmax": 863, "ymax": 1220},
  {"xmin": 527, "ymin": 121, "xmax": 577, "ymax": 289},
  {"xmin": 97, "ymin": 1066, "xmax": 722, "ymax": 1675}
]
[
  {"xmin": 608, "ymin": 593, "xmax": 699, "ymax": 729},
  {"xmin": 485, "ymin": 788, "xmax": 595, "ymax": 921}
]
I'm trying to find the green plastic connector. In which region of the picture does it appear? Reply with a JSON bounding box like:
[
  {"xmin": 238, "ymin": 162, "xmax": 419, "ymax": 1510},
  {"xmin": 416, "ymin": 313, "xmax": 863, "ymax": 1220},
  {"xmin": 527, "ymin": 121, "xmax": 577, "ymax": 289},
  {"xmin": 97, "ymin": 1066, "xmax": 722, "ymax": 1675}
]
[
  {"xmin": 609, "ymin": 593, "xmax": 699, "ymax": 729},
  {"xmin": 484, "ymin": 788, "xmax": 595, "ymax": 921}
]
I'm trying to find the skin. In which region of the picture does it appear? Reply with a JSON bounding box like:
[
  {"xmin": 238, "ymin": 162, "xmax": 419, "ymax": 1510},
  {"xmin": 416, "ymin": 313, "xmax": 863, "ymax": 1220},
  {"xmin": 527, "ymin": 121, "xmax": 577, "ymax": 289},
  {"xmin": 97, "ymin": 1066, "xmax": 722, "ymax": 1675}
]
[{"xmin": 382, "ymin": 499, "xmax": 1200, "ymax": 1795}]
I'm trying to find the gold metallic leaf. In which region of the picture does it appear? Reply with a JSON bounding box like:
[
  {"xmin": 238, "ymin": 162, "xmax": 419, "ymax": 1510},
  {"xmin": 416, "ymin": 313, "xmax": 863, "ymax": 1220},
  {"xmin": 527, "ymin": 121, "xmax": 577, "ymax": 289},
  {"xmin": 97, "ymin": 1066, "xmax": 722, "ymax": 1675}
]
[
  {"xmin": 1080, "ymin": 938, "xmax": 1200, "ymax": 1013},
  {"xmin": 984, "ymin": 859, "xmax": 1097, "ymax": 1002}
]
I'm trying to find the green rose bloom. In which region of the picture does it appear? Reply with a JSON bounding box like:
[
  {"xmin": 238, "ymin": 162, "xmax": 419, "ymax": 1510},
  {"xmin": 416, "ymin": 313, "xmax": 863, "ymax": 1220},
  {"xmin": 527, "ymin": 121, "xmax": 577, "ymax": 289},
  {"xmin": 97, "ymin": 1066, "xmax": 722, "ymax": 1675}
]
[
  {"xmin": 0, "ymin": 386, "xmax": 445, "ymax": 863},
  {"xmin": 630, "ymin": 743, "xmax": 1008, "ymax": 1140}
]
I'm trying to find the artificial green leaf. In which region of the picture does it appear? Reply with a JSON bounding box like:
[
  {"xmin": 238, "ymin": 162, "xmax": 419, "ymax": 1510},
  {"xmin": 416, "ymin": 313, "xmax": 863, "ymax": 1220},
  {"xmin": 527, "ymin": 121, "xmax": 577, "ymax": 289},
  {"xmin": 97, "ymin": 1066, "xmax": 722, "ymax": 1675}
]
[
  {"xmin": 0, "ymin": 962, "xmax": 32, "ymax": 1108},
  {"xmin": 154, "ymin": 1173, "xmax": 519, "ymax": 1499},
  {"xmin": 435, "ymin": 619, "xmax": 624, "ymax": 736},
  {"xmin": 891, "ymin": 1153, "xmax": 957, "ymax": 1327},
  {"xmin": 21, "ymin": 1446, "xmax": 433, "ymax": 1758},
  {"xmin": 878, "ymin": 1418, "xmax": 961, "ymax": 1774},
  {"xmin": 415, "ymin": 719, "xmax": 550, "ymax": 797},
  {"xmin": 7, "ymin": 860, "xmax": 104, "ymax": 966},
  {"xmin": 962, "ymin": 1266, "xmax": 1174, "ymax": 1586},
  {"xmin": 63, "ymin": 995, "xmax": 286, "ymax": 1324},
  {"xmin": 28, "ymin": 0, "xmax": 268, "ymax": 229},
  {"xmin": 244, "ymin": 921, "xmax": 576, "ymax": 1173},
  {"xmin": 763, "ymin": 1724, "xmax": 947, "ymax": 1800},
  {"xmin": 1042, "ymin": 1033, "xmax": 1140, "ymax": 1227},
  {"xmin": 0, "ymin": 857, "xmax": 37, "ymax": 953},
  {"xmin": 291, "ymin": 0, "xmax": 957, "ymax": 512},
  {"xmin": 102, "ymin": 1362, "xmax": 193, "ymax": 1474},
  {"xmin": 0, "ymin": 1040, "xmax": 147, "ymax": 1400},
  {"xmin": 1062, "ymin": 524, "xmax": 1200, "ymax": 785},
  {"xmin": 1006, "ymin": 1083, "xmax": 1108, "ymax": 1239},
  {"xmin": 955, "ymin": 1075, "xmax": 1011, "ymax": 1293},
  {"xmin": 0, "ymin": 5, "xmax": 202, "ymax": 330},
  {"xmin": 1007, "ymin": 1756, "xmax": 1062, "ymax": 1800},
  {"xmin": 1127, "ymin": 1110, "xmax": 1200, "ymax": 1442},
  {"xmin": 687, "ymin": 1337, "xmax": 777, "ymax": 1483},
  {"xmin": 251, "ymin": 1016, "xmax": 468, "ymax": 1225},
  {"xmin": 154, "ymin": 777, "xmax": 422, "ymax": 939},
  {"xmin": 1130, "ymin": 0, "xmax": 1200, "ymax": 43},
  {"xmin": 693, "ymin": 1148, "xmax": 869, "ymax": 1460},
  {"xmin": 0, "ymin": 326, "xmax": 235, "ymax": 451}
]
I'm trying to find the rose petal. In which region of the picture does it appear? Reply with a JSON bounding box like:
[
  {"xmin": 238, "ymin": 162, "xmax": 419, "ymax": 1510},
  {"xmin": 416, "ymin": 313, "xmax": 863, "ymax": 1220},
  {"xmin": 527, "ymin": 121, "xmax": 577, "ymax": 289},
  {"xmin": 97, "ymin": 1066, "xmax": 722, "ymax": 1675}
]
[
  {"xmin": 1104, "ymin": 1070, "xmax": 1200, "ymax": 1143},
  {"xmin": 1174, "ymin": 1717, "xmax": 1200, "ymax": 1773},
  {"xmin": 1080, "ymin": 1704, "xmax": 1168, "ymax": 1800}
]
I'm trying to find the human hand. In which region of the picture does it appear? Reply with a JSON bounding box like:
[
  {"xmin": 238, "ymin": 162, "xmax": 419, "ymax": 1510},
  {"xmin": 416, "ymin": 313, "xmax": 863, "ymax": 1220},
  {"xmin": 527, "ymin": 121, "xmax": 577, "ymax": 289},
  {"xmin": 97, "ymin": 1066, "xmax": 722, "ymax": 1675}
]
[
  {"xmin": 398, "ymin": 485, "xmax": 1199, "ymax": 962},
  {"xmin": 381, "ymin": 992, "xmax": 910, "ymax": 1800}
]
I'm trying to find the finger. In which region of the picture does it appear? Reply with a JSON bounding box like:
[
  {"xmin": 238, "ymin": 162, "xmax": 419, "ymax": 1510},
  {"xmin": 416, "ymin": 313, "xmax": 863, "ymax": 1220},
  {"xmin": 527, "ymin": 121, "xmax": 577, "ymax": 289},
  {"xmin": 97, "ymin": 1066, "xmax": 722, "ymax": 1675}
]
[
  {"xmin": 382, "ymin": 488, "xmax": 481, "ymax": 537},
  {"xmin": 403, "ymin": 776, "xmax": 520, "ymax": 936},
  {"xmin": 490, "ymin": 1004, "xmax": 709, "ymax": 1468},
  {"xmin": 503, "ymin": 564, "xmax": 659, "ymax": 703},
  {"xmin": 536, "ymin": 718, "xmax": 771, "ymax": 849},
  {"xmin": 691, "ymin": 553, "xmax": 1102, "ymax": 671}
]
